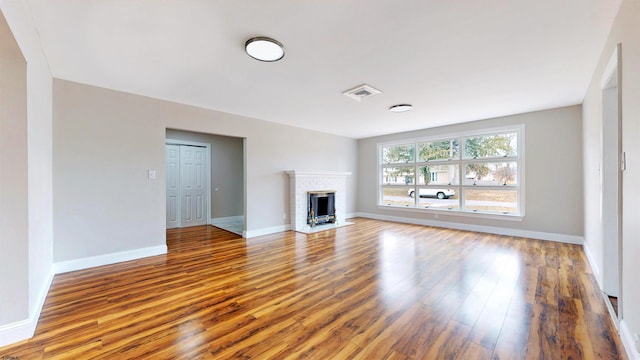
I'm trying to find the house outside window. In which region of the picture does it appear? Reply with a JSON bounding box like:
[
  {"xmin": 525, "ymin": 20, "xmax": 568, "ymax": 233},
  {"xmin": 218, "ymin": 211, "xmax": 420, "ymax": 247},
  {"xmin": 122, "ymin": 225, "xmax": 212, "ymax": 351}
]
[{"xmin": 378, "ymin": 126, "xmax": 524, "ymax": 219}]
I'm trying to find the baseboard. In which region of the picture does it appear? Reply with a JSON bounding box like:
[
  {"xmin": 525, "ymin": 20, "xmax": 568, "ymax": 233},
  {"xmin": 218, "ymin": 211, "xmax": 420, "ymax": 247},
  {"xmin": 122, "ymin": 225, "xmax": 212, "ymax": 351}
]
[
  {"xmin": 0, "ymin": 318, "xmax": 32, "ymax": 348},
  {"xmin": 53, "ymin": 245, "xmax": 168, "ymax": 274},
  {"xmin": 345, "ymin": 213, "xmax": 357, "ymax": 220},
  {"xmin": 244, "ymin": 224, "xmax": 291, "ymax": 238},
  {"xmin": 30, "ymin": 268, "xmax": 55, "ymax": 333},
  {"xmin": 582, "ymin": 242, "xmax": 603, "ymax": 290},
  {"xmin": 0, "ymin": 268, "xmax": 55, "ymax": 348},
  {"xmin": 621, "ymin": 320, "xmax": 640, "ymax": 360},
  {"xmin": 353, "ymin": 212, "xmax": 584, "ymax": 244}
]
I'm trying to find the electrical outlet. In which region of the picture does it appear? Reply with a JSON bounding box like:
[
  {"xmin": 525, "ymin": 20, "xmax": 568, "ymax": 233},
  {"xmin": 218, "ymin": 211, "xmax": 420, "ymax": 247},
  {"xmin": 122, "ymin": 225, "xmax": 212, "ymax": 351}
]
[{"xmin": 282, "ymin": 213, "xmax": 287, "ymax": 220}]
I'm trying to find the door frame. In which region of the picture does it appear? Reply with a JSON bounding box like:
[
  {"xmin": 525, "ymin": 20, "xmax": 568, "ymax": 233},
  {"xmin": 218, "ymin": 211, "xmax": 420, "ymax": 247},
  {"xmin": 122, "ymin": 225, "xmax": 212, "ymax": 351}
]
[
  {"xmin": 599, "ymin": 43, "xmax": 623, "ymax": 323},
  {"xmin": 166, "ymin": 139, "xmax": 212, "ymax": 227}
]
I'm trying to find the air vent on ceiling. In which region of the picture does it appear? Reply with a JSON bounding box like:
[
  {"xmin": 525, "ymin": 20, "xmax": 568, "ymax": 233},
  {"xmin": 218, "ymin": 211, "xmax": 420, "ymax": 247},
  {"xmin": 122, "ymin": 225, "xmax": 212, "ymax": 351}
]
[{"xmin": 342, "ymin": 84, "xmax": 382, "ymax": 102}]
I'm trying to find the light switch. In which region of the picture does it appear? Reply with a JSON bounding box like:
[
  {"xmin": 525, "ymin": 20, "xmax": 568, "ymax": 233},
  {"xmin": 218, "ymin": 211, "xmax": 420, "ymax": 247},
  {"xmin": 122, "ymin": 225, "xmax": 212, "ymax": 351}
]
[{"xmin": 148, "ymin": 170, "xmax": 157, "ymax": 180}]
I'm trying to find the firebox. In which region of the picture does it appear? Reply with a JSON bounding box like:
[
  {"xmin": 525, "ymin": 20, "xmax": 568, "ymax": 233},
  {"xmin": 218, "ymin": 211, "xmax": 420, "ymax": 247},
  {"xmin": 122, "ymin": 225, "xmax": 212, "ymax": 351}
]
[{"xmin": 307, "ymin": 191, "xmax": 336, "ymax": 227}]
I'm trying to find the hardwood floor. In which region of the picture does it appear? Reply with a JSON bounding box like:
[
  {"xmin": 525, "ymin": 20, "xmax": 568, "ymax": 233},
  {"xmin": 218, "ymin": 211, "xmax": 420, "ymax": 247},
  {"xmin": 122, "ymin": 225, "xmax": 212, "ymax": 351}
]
[{"xmin": 0, "ymin": 218, "xmax": 626, "ymax": 359}]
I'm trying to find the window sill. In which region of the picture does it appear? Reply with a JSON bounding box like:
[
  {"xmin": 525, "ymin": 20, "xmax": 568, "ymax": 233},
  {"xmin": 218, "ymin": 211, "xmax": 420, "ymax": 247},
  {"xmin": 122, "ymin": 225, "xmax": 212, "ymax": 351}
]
[{"xmin": 376, "ymin": 204, "xmax": 524, "ymax": 222}]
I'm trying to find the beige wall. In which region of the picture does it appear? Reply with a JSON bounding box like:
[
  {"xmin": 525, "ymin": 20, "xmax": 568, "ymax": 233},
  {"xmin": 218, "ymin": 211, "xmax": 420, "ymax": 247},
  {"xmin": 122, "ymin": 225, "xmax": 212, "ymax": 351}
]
[
  {"xmin": 53, "ymin": 79, "xmax": 358, "ymax": 262},
  {"xmin": 0, "ymin": 0, "xmax": 53, "ymax": 341},
  {"xmin": 582, "ymin": 0, "xmax": 640, "ymax": 351},
  {"xmin": 0, "ymin": 10, "xmax": 28, "ymax": 325},
  {"xmin": 165, "ymin": 129, "xmax": 244, "ymax": 219},
  {"xmin": 357, "ymin": 105, "xmax": 584, "ymax": 237}
]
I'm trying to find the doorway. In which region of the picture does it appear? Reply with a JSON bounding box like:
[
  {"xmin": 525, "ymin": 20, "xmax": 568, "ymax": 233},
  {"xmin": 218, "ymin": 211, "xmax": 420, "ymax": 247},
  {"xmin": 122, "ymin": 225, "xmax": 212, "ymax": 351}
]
[
  {"xmin": 165, "ymin": 129, "xmax": 246, "ymax": 236},
  {"xmin": 600, "ymin": 44, "xmax": 622, "ymax": 320},
  {"xmin": 166, "ymin": 141, "xmax": 210, "ymax": 229}
]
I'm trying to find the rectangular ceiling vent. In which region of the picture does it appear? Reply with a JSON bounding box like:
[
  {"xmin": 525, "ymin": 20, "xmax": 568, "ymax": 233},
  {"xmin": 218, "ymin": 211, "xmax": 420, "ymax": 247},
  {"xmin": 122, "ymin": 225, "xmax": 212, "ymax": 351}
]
[{"xmin": 342, "ymin": 84, "xmax": 382, "ymax": 102}]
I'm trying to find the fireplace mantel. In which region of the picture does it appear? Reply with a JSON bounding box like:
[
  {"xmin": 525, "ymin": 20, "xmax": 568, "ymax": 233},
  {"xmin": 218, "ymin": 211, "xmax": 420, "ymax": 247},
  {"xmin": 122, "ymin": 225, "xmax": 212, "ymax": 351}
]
[{"xmin": 286, "ymin": 170, "xmax": 352, "ymax": 233}]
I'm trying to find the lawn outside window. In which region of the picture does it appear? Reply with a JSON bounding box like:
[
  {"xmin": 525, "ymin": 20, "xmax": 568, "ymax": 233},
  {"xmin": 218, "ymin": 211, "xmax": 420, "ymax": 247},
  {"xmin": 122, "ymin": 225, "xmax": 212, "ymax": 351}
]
[{"xmin": 378, "ymin": 125, "xmax": 524, "ymax": 219}]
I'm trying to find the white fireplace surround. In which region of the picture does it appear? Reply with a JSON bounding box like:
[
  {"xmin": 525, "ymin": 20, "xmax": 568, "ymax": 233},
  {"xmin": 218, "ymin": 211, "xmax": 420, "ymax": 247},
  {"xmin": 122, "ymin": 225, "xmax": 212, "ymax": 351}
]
[{"xmin": 285, "ymin": 170, "xmax": 352, "ymax": 233}]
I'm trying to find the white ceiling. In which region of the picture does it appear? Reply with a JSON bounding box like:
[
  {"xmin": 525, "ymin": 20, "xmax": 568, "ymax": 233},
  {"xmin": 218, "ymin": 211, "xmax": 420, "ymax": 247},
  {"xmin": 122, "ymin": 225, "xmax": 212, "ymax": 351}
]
[{"xmin": 26, "ymin": 0, "xmax": 621, "ymax": 139}]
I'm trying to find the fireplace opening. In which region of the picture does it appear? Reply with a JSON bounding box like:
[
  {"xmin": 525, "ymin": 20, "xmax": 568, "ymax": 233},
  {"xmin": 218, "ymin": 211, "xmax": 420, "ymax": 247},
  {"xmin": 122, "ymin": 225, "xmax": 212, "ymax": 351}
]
[{"xmin": 307, "ymin": 191, "xmax": 336, "ymax": 227}]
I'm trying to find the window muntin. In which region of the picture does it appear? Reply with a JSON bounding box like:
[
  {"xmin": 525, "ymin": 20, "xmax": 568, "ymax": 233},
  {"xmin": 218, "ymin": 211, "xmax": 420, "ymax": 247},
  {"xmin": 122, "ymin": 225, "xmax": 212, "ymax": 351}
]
[{"xmin": 378, "ymin": 127, "xmax": 523, "ymax": 217}]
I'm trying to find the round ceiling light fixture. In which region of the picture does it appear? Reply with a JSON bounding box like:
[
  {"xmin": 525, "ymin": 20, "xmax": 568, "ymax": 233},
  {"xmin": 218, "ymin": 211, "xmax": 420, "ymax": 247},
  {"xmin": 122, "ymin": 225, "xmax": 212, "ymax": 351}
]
[
  {"xmin": 245, "ymin": 37, "xmax": 285, "ymax": 62},
  {"xmin": 389, "ymin": 104, "xmax": 413, "ymax": 113}
]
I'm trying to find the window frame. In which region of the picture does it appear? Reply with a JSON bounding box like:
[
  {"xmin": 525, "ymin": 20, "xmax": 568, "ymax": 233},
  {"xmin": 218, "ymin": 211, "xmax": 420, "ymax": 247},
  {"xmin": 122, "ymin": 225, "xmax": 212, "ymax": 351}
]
[{"xmin": 377, "ymin": 125, "xmax": 525, "ymax": 220}]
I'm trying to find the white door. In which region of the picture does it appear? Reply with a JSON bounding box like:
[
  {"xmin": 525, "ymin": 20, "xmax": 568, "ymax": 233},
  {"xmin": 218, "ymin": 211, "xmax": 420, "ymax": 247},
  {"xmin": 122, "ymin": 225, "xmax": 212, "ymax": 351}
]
[
  {"xmin": 180, "ymin": 145, "xmax": 207, "ymax": 227},
  {"xmin": 166, "ymin": 144, "xmax": 208, "ymax": 228},
  {"xmin": 166, "ymin": 145, "xmax": 180, "ymax": 229}
]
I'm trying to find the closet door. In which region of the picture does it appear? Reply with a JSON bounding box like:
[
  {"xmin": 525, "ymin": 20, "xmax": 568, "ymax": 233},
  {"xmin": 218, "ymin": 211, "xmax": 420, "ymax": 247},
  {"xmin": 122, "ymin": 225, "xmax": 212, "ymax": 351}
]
[
  {"xmin": 180, "ymin": 145, "xmax": 207, "ymax": 227},
  {"xmin": 165, "ymin": 144, "xmax": 180, "ymax": 229}
]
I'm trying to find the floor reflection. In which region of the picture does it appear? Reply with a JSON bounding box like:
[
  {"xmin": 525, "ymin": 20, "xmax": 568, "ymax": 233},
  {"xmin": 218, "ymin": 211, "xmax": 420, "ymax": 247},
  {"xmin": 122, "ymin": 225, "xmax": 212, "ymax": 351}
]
[{"xmin": 378, "ymin": 231, "xmax": 418, "ymax": 307}]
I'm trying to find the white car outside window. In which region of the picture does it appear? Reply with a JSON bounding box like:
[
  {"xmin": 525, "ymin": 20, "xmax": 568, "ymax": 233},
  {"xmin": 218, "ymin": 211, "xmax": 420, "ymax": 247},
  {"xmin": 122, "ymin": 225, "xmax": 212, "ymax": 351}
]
[{"xmin": 408, "ymin": 188, "xmax": 455, "ymax": 199}]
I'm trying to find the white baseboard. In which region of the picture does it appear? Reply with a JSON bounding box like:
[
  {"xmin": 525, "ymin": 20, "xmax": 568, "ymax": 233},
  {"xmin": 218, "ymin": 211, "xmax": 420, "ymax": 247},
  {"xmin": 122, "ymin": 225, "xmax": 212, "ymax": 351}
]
[
  {"xmin": 30, "ymin": 268, "xmax": 55, "ymax": 333},
  {"xmin": 353, "ymin": 212, "xmax": 584, "ymax": 244},
  {"xmin": 0, "ymin": 318, "xmax": 32, "ymax": 348},
  {"xmin": 582, "ymin": 242, "xmax": 603, "ymax": 290},
  {"xmin": 53, "ymin": 245, "xmax": 168, "ymax": 274},
  {"xmin": 2, "ymin": 244, "xmax": 167, "ymax": 348},
  {"xmin": 345, "ymin": 213, "xmax": 357, "ymax": 219},
  {"xmin": 0, "ymin": 268, "xmax": 55, "ymax": 348},
  {"xmin": 621, "ymin": 320, "xmax": 640, "ymax": 360},
  {"xmin": 244, "ymin": 224, "xmax": 291, "ymax": 238}
]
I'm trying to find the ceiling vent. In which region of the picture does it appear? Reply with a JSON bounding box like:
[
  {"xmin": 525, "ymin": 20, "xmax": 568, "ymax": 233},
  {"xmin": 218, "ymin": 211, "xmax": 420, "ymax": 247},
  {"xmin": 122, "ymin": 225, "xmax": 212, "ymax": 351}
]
[{"xmin": 342, "ymin": 84, "xmax": 382, "ymax": 102}]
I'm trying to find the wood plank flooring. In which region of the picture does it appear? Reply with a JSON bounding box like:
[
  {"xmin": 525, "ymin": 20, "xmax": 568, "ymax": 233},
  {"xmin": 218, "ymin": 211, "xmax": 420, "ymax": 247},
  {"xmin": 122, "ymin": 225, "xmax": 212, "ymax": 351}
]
[{"xmin": 0, "ymin": 218, "xmax": 626, "ymax": 359}]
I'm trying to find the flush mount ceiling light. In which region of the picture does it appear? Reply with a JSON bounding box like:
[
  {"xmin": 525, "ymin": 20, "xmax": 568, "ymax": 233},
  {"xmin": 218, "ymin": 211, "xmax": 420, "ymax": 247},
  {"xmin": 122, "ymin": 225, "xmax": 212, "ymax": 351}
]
[
  {"xmin": 245, "ymin": 37, "xmax": 284, "ymax": 62},
  {"xmin": 389, "ymin": 104, "xmax": 413, "ymax": 113}
]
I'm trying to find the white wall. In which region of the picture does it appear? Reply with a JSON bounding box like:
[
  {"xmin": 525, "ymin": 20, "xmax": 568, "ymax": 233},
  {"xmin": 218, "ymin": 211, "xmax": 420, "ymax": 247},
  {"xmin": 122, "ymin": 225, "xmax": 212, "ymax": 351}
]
[
  {"xmin": 53, "ymin": 79, "xmax": 358, "ymax": 262},
  {"xmin": 0, "ymin": 0, "xmax": 53, "ymax": 346},
  {"xmin": 165, "ymin": 129, "xmax": 244, "ymax": 219},
  {"xmin": 582, "ymin": 0, "xmax": 640, "ymax": 356},
  {"xmin": 357, "ymin": 106, "xmax": 584, "ymax": 240}
]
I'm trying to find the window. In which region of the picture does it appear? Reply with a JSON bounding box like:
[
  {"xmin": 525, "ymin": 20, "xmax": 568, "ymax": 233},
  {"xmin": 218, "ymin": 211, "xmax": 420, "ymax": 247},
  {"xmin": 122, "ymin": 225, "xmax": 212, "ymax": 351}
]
[{"xmin": 378, "ymin": 127, "xmax": 523, "ymax": 218}]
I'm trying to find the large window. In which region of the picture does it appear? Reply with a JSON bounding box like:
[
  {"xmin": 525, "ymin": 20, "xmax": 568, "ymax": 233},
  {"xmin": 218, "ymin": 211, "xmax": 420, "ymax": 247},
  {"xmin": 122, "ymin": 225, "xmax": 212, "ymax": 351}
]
[{"xmin": 379, "ymin": 127, "xmax": 523, "ymax": 218}]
